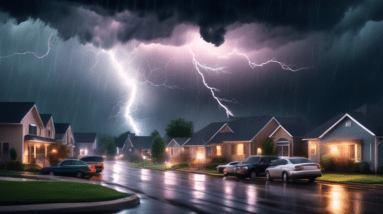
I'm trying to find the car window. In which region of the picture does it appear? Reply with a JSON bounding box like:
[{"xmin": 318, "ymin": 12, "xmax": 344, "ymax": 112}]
[
  {"xmin": 242, "ymin": 157, "xmax": 261, "ymax": 163},
  {"xmin": 260, "ymin": 157, "xmax": 270, "ymax": 164},
  {"xmin": 76, "ymin": 160, "xmax": 87, "ymax": 165},
  {"xmin": 60, "ymin": 160, "xmax": 71, "ymax": 166},
  {"xmin": 269, "ymin": 157, "xmax": 279, "ymax": 163},
  {"xmin": 289, "ymin": 158, "xmax": 312, "ymax": 164},
  {"xmin": 270, "ymin": 159, "xmax": 288, "ymax": 166},
  {"xmin": 229, "ymin": 162, "xmax": 239, "ymax": 165},
  {"xmin": 81, "ymin": 157, "xmax": 90, "ymax": 161}
]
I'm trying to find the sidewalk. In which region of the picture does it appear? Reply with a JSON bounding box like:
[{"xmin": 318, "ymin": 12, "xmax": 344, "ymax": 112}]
[{"xmin": 0, "ymin": 174, "xmax": 140, "ymax": 213}]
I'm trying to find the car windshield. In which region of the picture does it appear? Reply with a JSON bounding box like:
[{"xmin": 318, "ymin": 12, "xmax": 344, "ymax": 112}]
[
  {"xmin": 77, "ymin": 160, "xmax": 88, "ymax": 165},
  {"xmin": 289, "ymin": 158, "xmax": 312, "ymax": 164},
  {"xmin": 242, "ymin": 157, "xmax": 261, "ymax": 163}
]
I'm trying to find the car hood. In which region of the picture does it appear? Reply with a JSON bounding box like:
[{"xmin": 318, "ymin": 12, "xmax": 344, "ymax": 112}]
[{"xmin": 236, "ymin": 163, "xmax": 254, "ymax": 167}]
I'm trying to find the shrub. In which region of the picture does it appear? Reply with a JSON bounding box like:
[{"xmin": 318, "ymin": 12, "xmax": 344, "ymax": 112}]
[
  {"xmin": 48, "ymin": 156, "xmax": 60, "ymax": 166},
  {"xmin": 127, "ymin": 153, "xmax": 144, "ymax": 163},
  {"xmin": 320, "ymin": 155, "xmax": 335, "ymax": 172},
  {"xmin": 10, "ymin": 149, "xmax": 17, "ymax": 161},
  {"xmin": 151, "ymin": 136, "xmax": 166, "ymax": 163},
  {"xmin": 261, "ymin": 138, "xmax": 275, "ymax": 155},
  {"xmin": 204, "ymin": 156, "xmax": 229, "ymax": 170},
  {"xmin": 378, "ymin": 166, "xmax": 383, "ymax": 175},
  {"xmin": 7, "ymin": 161, "xmax": 24, "ymax": 170},
  {"xmin": 172, "ymin": 163, "xmax": 189, "ymax": 169},
  {"xmin": 0, "ymin": 162, "xmax": 7, "ymax": 169},
  {"xmin": 358, "ymin": 161, "xmax": 371, "ymax": 174}
]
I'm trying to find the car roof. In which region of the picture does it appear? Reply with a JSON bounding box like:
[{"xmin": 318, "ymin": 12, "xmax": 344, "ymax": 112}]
[
  {"xmin": 248, "ymin": 155, "xmax": 279, "ymax": 157},
  {"xmin": 80, "ymin": 156, "xmax": 103, "ymax": 159},
  {"xmin": 279, "ymin": 156, "xmax": 307, "ymax": 159}
]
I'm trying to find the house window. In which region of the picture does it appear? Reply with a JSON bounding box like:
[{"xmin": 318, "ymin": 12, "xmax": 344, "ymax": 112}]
[
  {"xmin": 345, "ymin": 120, "xmax": 351, "ymax": 127},
  {"xmin": 29, "ymin": 124, "xmax": 37, "ymax": 135},
  {"xmin": 171, "ymin": 148, "xmax": 174, "ymax": 155},
  {"xmin": 47, "ymin": 129, "xmax": 51, "ymax": 137},
  {"xmin": 206, "ymin": 147, "xmax": 211, "ymax": 157},
  {"xmin": 310, "ymin": 143, "xmax": 317, "ymax": 155},
  {"xmin": 237, "ymin": 144, "xmax": 244, "ymax": 155},
  {"xmin": 277, "ymin": 145, "xmax": 289, "ymax": 156},
  {"xmin": 231, "ymin": 144, "xmax": 235, "ymax": 155},
  {"xmin": 3, "ymin": 143, "xmax": 9, "ymax": 155},
  {"xmin": 257, "ymin": 148, "xmax": 262, "ymax": 155},
  {"xmin": 216, "ymin": 146, "xmax": 221, "ymax": 156}
]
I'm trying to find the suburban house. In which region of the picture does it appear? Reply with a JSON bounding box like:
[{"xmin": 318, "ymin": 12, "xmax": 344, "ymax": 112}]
[
  {"xmin": 124, "ymin": 135, "xmax": 155, "ymax": 159},
  {"xmin": 303, "ymin": 104, "xmax": 383, "ymax": 172},
  {"xmin": 166, "ymin": 138, "xmax": 190, "ymax": 162},
  {"xmin": 55, "ymin": 123, "xmax": 76, "ymax": 158},
  {"xmin": 268, "ymin": 117, "xmax": 309, "ymax": 157},
  {"xmin": 74, "ymin": 132, "xmax": 97, "ymax": 157},
  {"xmin": 0, "ymin": 102, "xmax": 56, "ymax": 167}
]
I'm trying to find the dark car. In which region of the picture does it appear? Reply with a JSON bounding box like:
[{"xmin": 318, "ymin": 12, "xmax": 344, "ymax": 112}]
[
  {"xmin": 216, "ymin": 161, "xmax": 240, "ymax": 173},
  {"xmin": 41, "ymin": 159, "xmax": 96, "ymax": 178},
  {"xmin": 235, "ymin": 156, "xmax": 279, "ymax": 179},
  {"xmin": 80, "ymin": 156, "xmax": 104, "ymax": 172}
]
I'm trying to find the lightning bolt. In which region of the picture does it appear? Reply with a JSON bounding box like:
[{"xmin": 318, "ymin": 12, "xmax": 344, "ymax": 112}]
[
  {"xmin": 189, "ymin": 46, "xmax": 312, "ymax": 117},
  {"xmin": 0, "ymin": 33, "xmax": 55, "ymax": 59}
]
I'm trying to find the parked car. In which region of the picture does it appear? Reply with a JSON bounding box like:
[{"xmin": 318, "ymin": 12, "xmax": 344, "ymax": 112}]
[
  {"xmin": 41, "ymin": 159, "xmax": 96, "ymax": 178},
  {"xmin": 265, "ymin": 157, "xmax": 322, "ymax": 183},
  {"xmin": 235, "ymin": 156, "xmax": 279, "ymax": 179},
  {"xmin": 80, "ymin": 156, "xmax": 104, "ymax": 172},
  {"xmin": 217, "ymin": 161, "xmax": 240, "ymax": 173}
]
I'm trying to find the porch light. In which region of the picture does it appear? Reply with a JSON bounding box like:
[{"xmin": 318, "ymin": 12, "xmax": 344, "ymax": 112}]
[
  {"xmin": 52, "ymin": 149, "xmax": 57, "ymax": 153},
  {"xmin": 257, "ymin": 148, "xmax": 262, "ymax": 155},
  {"xmin": 330, "ymin": 145, "xmax": 339, "ymax": 155},
  {"xmin": 197, "ymin": 153, "xmax": 204, "ymax": 160}
]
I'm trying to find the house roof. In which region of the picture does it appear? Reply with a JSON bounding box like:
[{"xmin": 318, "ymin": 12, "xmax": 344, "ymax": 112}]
[
  {"xmin": 207, "ymin": 116, "xmax": 273, "ymax": 144},
  {"xmin": 39, "ymin": 114, "xmax": 52, "ymax": 127},
  {"xmin": 54, "ymin": 123, "xmax": 70, "ymax": 135},
  {"xmin": 0, "ymin": 102, "xmax": 35, "ymax": 123},
  {"xmin": 172, "ymin": 138, "xmax": 190, "ymax": 145},
  {"xmin": 303, "ymin": 104, "xmax": 383, "ymax": 139},
  {"xmin": 273, "ymin": 117, "xmax": 309, "ymax": 137},
  {"xmin": 74, "ymin": 132, "xmax": 97, "ymax": 143},
  {"xmin": 129, "ymin": 136, "xmax": 155, "ymax": 150},
  {"xmin": 183, "ymin": 122, "xmax": 227, "ymax": 146}
]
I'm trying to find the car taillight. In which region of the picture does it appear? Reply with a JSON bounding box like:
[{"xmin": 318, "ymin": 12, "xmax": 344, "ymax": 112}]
[
  {"xmin": 101, "ymin": 163, "xmax": 104, "ymax": 168},
  {"xmin": 294, "ymin": 166, "xmax": 304, "ymax": 171},
  {"xmin": 317, "ymin": 164, "xmax": 321, "ymax": 170},
  {"xmin": 90, "ymin": 165, "xmax": 96, "ymax": 172}
]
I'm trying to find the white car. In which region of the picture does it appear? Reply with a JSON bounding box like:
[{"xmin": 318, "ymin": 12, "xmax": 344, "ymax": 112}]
[{"xmin": 265, "ymin": 157, "xmax": 322, "ymax": 183}]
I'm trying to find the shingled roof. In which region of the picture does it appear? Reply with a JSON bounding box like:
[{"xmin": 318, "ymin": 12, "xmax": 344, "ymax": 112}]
[
  {"xmin": 274, "ymin": 117, "xmax": 310, "ymax": 137},
  {"xmin": 54, "ymin": 123, "xmax": 70, "ymax": 135},
  {"xmin": 129, "ymin": 136, "xmax": 155, "ymax": 150},
  {"xmin": 183, "ymin": 122, "xmax": 227, "ymax": 146},
  {"xmin": 74, "ymin": 132, "xmax": 97, "ymax": 143},
  {"xmin": 0, "ymin": 102, "xmax": 35, "ymax": 123},
  {"xmin": 39, "ymin": 114, "xmax": 52, "ymax": 127}
]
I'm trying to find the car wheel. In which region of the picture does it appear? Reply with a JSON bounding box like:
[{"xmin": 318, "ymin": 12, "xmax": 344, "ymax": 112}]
[
  {"xmin": 282, "ymin": 172, "xmax": 289, "ymax": 183},
  {"xmin": 308, "ymin": 177, "xmax": 316, "ymax": 183},
  {"xmin": 250, "ymin": 171, "xmax": 257, "ymax": 180},
  {"xmin": 266, "ymin": 171, "xmax": 272, "ymax": 181},
  {"xmin": 49, "ymin": 171, "xmax": 55, "ymax": 176},
  {"xmin": 76, "ymin": 171, "xmax": 83, "ymax": 178}
]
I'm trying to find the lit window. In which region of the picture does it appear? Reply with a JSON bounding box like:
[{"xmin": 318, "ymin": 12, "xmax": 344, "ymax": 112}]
[
  {"xmin": 345, "ymin": 121, "xmax": 351, "ymax": 127},
  {"xmin": 217, "ymin": 146, "xmax": 221, "ymax": 156},
  {"xmin": 257, "ymin": 148, "xmax": 262, "ymax": 155},
  {"xmin": 311, "ymin": 143, "xmax": 317, "ymax": 155},
  {"xmin": 237, "ymin": 144, "xmax": 244, "ymax": 155}
]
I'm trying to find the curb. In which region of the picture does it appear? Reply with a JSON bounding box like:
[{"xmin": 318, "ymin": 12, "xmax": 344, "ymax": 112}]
[
  {"xmin": 317, "ymin": 180, "xmax": 383, "ymax": 190},
  {"xmin": 170, "ymin": 169, "xmax": 224, "ymax": 177},
  {"xmin": 0, "ymin": 194, "xmax": 140, "ymax": 213}
]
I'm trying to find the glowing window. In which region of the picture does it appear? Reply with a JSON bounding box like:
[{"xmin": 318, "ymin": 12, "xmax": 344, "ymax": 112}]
[
  {"xmin": 217, "ymin": 146, "xmax": 221, "ymax": 156},
  {"xmin": 237, "ymin": 144, "xmax": 244, "ymax": 155},
  {"xmin": 257, "ymin": 148, "xmax": 262, "ymax": 155},
  {"xmin": 311, "ymin": 143, "xmax": 317, "ymax": 155},
  {"xmin": 345, "ymin": 121, "xmax": 351, "ymax": 127}
]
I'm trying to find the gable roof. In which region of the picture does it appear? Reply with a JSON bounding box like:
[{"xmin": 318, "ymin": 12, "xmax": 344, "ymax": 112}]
[
  {"xmin": 129, "ymin": 136, "xmax": 155, "ymax": 150},
  {"xmin": 40, "ymin": 114, "xmax": 52, "ymax": 127},
  {"xmin": 207, "ymin": 116, "xmax": 273, "ymax": 144},
  {"xmin": 303, "ymin": 104, "xmax": 383, "ymax": 139},
  {"xmin": 74, "ymin": 132, "xmax": 97, "ymax": 143},
  {"xmin": 273, "ymin": 117, "xmax": 309, "ymax": 137},
  {"xmin": 183, "ymin": 122, "xmax": 227, "ymax": 146},
  {"xmin": 55, "ymin": 123, "xmax": 70, "ymax": 135},
  {"xmin": 0, "ymin": 102, "xmax": 35, "ymax": 123}
]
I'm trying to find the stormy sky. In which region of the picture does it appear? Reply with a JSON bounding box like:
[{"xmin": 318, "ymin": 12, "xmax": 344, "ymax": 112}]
[{"xmin": 0, "ymin": 0, "xmax": 383, "ymax": 137}]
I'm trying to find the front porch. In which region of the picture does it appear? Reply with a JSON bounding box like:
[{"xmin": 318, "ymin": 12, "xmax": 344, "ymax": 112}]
[
  {"xmin": 321, "ymin": 141, "xmax": 362, "ymax": 163},
  {"xmin": 23, "ymin": 135, "xmax": 56, "ymax": 168}
]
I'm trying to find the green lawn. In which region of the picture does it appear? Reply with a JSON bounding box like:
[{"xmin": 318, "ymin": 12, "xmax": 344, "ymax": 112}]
[
  {"xmin": 128, "ymin": 161, "xmax": 171, "ymax": 171},
  {"xmin": 318, "ymin": 173, "xmax": 383, "ymax": 184},
  {"xmin": 0, "ymin": 181, "xmax": 130, "ymax": 205}
]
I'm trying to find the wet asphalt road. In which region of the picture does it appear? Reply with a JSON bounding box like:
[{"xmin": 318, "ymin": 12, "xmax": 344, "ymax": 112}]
[{"xmin": 91, "ymin": 161, "xmax": 383, "ymax": 214}]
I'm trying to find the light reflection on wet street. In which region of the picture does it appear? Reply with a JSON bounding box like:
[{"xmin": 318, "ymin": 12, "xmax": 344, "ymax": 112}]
[{"xmin": 91, "ymin": 161, "xmax": 383, "ymax": 214}]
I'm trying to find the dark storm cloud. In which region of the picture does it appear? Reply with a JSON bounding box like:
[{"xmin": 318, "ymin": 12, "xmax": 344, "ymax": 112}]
[{"xmin": 1, "ymin": 0, "xmax": 378, "ymax": 47}]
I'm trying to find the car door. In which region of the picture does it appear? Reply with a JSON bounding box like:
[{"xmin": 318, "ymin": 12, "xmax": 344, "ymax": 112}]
[
  {"xmin": 258, "ymin": 157, "xmax": 270, "ymax": 175},
  {"xmin": 275, "ymin": 159, "xmax": 288, "ymax": 178},
  {"xmin": 57, "ymin": 160, "xmax": 71, "ymax": 175},
  {"xmin": 267, "ymin": 160, "xmax": 281, "ymax": 178}
]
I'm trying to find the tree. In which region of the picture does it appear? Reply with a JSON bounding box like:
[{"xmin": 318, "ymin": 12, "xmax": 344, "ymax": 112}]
[
  {"xmin": 151, "ymin": 130, "xmax": 160, "ymax": 137},
  {"xmin": 151, "ymin": 136, "xmax": 166, "ymax": 163},
  {"xmin": 102, "ymin": 136, "xmax": 116, "ymax": 156},
  {"xmin": 47, "ymin": 142, "xmax": 69, "ymax": 165},
  {"xmin": 114, "ymin": 131, "xmax": 132, "ymax": 148},
  {"xmin": 261, "ymin": 138, "xmax": 275, "ymax": 155},
  {"xmin": 165, "ymin": 118, "xmax": 194, "ymax": 138},
  {"xmin": 10, "ymin": 148, "xmax": 17, "ymax": 161}
]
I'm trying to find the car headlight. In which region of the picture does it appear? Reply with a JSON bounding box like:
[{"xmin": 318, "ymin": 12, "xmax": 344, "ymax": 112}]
[{"xmin": 238, "ymin": 166, "xmax": 248, "ymax": 171}]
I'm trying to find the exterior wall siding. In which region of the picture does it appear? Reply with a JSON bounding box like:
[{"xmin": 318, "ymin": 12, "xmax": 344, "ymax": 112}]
[
  {"xmin": 251, "ymin": 120, "xmax": 279, "ymax": 155},
  {"xmin": 0, "ymin": 125, "xmax": 23, "ymax": 163},
  {"xmin": 22, "ymin": 108, "xmax": 43, "ymax": 137},
  {"xmin": 270, "ymin": 128, "xmax": 294, "ymax": 156}
]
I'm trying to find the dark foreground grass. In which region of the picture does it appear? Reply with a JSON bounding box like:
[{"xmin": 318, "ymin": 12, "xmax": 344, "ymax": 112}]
[{"xmin": 0, "ymin": 181, "xmax": 130, "ymax": 205}]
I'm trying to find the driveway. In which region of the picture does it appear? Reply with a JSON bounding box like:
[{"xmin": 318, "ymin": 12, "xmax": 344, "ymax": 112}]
[{"xmin": 91, "ymin": 161, "xmax": 383, "ymax": 214}]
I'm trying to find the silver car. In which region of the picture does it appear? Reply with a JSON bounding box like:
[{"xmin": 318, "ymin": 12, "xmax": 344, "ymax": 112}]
[{"xmin": 265, "ymin": 157, "xmax": 322, "ymax": 183}]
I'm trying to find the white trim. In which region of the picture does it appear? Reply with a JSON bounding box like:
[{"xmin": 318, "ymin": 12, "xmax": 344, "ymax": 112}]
[
  {"xmin": 319, "ymin": 114, "xmax": 375, "ymax": 139},
  {"xmin": 250, "ymin": 117, "xmax": 279, "ymax": 142},
  {"xmin": 205, "ymin": 123, "xmax": 234, "ymax": 145},
  {"xmin": 302, "ymin": 138, "xmax": 318, "ymax": 141},
  {"xmin": 181, "ymin": 138, "xmax": 191, "ymax": 146},
  {"xmin": 221, "ymin": 141, "xmax": 251, "ymax": 143},
  {"xmin": 269, "ymin": 125, "xmax": 293, "ymax": 138},
  {"xmin": 167, "ymin": 139, "xmax": 181, "ymax": 148},
  {"xmin": 370, "ymin": 143, "xmax": 372, "ymax": 161}
]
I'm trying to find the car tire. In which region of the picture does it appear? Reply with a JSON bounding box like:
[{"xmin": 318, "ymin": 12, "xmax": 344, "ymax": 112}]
[
  {"xmin": 266, "ymin": 171, "xmax": 272, "ymax": 181},
  {"xmin": 76, "ymin": 171, "xmax": 83, "ymax": 178},
  {"xmin": 250, "ymin": 171, "xmax": 257, "ymax": 180},
  {"xmin": 49, "ymin": 171, "xmax": 55, "ymax": 176},
  {"xmin": 282, "ymin": 172, "xmax": 289, "ymax": 183},
  {"xmin": 308, "ymin": 177, "xmax": 316, "ymax": 183}
]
